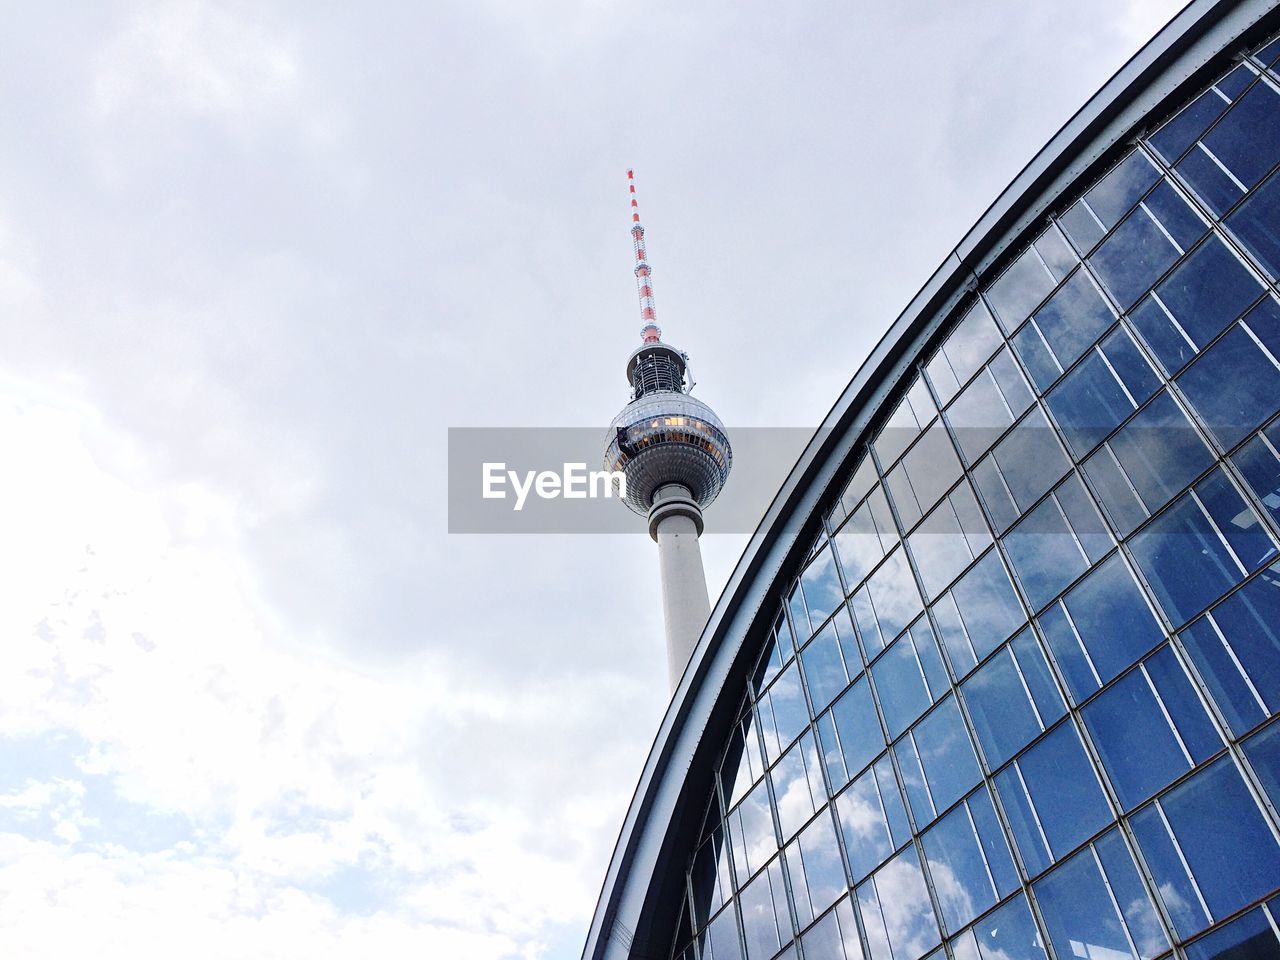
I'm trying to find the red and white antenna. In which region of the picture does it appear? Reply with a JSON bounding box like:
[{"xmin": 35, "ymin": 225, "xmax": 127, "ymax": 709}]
[{"xmin": 628, "ymin": 169, "xmax": 662, "ymax": 345}]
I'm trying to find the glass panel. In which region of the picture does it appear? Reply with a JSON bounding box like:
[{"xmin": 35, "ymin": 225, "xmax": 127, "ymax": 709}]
[
  {"xmin": 908, "ymin": 484, "xmax": 991, "ymax": 601},
  {"xmin": 1035, "ymin": 831, "xmax": 1168, "ymax": 960},
  {"xmin": 1227, "ymin": 170, "xmax": 1280, "ymax": 281},
  {"xmin": 893, "ymin": 421, "xmax": 965, "ymax": 528},
  {"xmin": 928, "ymin": 301, "xmax": 1004, "ymax": 406},
  {"xmin": 1093, "ymin": 829, "xmax": 1170, "ymax": 960},
  {"xmin": 800, "ymin": 897, "xmax": 864, "ymax": 960},
  {"xmin": 921, "ymin": 788, "xmax": 1017, "ymax": 933},
  {"xmin": 704, "ymin": 904, "xmax": 745, "ymax": 960},
  {"xmin": 836, "ymin": 757, "xmax": 905, "ymax": 881},
  {"xmin": 987, "ymin": 247, "xmax": 1055, "ymax": 330},
  {"xmin": 1178, "ymin": 143, "xmax": 1245, "ymax": 217},
  {"xmin": 1085, "ymin": 151, "xmax": 1161, "ymax": 228},
  {"xmin": 997, "ymin": 720, "xmax": 1111, "ymax": 864},
  {"xmin": 1151, "ymin": 88, "xmax": 1233, "ymax": 163},
  {"xmin": 860, "ymin": 548, "xmax": 923, "ymax": 653},
  {"xmin": 1180, "ymin": 565, "xmax": 1280, "ymax": 737},
  {"xmin": 760, "ymin": 660, "xmax": 810, "ymax": 761},
  {"xmin": 1040, "ymin": 554, "xmax": 1165, "ymax": 702},
  {"xmin": 1133, "ymin": 756, "xmax": 1280, "ymax": 937},
  {"xmin": 1089, "ymin": 390, "xmax": 1213, "ymax": 521},
  {"xmin": 773, "ymin": 732, "xmax": 826, "ymax": 840},
  {"xmin": 1202, "ymin": 78, "xmax": 1280, "ymax": 190},
  {"xmin": 1179, "ymin": 311, "xmax": 1280, "ymax": 449},
  {"xmin": 1244, "ymin": 718, "xmax": 1280, "ymax": 813},
  {"xmin": 800, "ymin": 545, "xmax": 845, "ymax": 635},
  {"xmin": 1037, "ymin": 223, "xmax": 1078, "ymax": 280},
  {"xmin": 1129, "ymin": 293, "xmax": 1197, "ymax": 375},
  {"xmin": 963, "ymin": 629, "xmax": 1065, "ymax": 767},
  {"xmin": 1004, "ymin": 494, "xmax": 1088, "ymax": 611},
  {"xmin": 789, "ymin": 811, "xmax": 847, "ymax": 928},
  {"xmin": 820, "ymin": 676, "xmax": 883, "ymax": 788},
  {"xmin": 693, "ymin": 826, "xmax": 736, "ymax": 928},
  {"xmin": 1195, "ymin": 467, "xmax": 1277, "ymax": 572},
  {"xmin": 967, "ymin": 894, "xmax": 1048, "ymax": 960},
  {"xmin": 723, "ymin": 713, "xmax": 769, "ymax": 808},
  {"xmin": 989, "ymin": 408, "xmax": 1072, "ymax": 515},
  {"xmin": 802, "ymin": 617, "xmax": 852, "ymax": 718},
  {"xmin": 1030, "ymin": 268, "xmax": 1117, "ymax": 374},
  {"xmin": 1129, "ymin": 476, "xmax": 1265, "ymax": 627},
  {"xmin": 935, "ymin": 551, "xmax": 1026, "ymax": 675},
  {"xmin": 859, "ymin": 845, "xmax": 941, "ymax": 960},
  {"xmin": 1154, "ymin": 235, "xmax": 1263, "ymax": 349},
  {"xmin": 1233, "ymin": 420, "xmax": 1280, "ymax": 527},
  {"xmin": 729, "ymin": 778, "xmax": 778, "ymax": 887},
  {"xmin": 739, "ymin": 857, "xmax": 790, "ymax": 960},
  {"xmin": 1184, "ymin": 906, "xmax": 1280, "ymax": 960},
  {"xmin": 947, "ymin": 365, "xmax": 1019, "ymax": 463},
  {"xmin": 873, "ymin": 631, "xmax": 934, "ymax": 740},
  {"xmin": 908, "ymin": 697, "xmax": 981, "ymax": 819},
  {"xmin": 836, "ymin": 497, "xmax": 892, "ymax": 591},
  {"xmin": 1090, "ymin": 202, "xmax": 1184, "ymax": 309}
]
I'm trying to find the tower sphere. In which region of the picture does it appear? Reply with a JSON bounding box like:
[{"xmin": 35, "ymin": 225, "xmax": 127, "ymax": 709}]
[{"xmin": 603, "ymin": 345, "xmax": 732, "ymax": 517}]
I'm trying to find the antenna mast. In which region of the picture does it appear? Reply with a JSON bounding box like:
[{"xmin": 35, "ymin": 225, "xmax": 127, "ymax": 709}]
[{"xmin": 628, "ymin": 169, "xmax": 662, "ymax": 345}]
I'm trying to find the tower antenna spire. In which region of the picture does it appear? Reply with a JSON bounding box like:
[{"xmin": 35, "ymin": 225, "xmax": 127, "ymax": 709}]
[{"xmin": 628, "ymin": 169, "xmax": 662, "ymax": 345}]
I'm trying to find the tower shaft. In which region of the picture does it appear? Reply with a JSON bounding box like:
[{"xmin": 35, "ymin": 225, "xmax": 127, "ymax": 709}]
[{"xmin": 649, "ymin": 484, "xmax": 711, "ymax": 690}]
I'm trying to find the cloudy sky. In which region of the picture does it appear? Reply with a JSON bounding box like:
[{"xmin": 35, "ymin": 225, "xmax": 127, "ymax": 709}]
[{"xmin": 0, "ymin": 1, "xmax": 1183, "ymax": 957}]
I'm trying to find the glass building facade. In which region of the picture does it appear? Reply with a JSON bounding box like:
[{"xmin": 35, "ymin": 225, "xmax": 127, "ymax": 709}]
[{"xmin": 586, "ymin": 7, "xmax": 1280, "ymax": 960}]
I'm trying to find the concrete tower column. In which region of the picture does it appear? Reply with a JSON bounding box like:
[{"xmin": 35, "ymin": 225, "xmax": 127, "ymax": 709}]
[{"xmin": 648, "ymin": 483, "xmax": 712, "ymax": 691}]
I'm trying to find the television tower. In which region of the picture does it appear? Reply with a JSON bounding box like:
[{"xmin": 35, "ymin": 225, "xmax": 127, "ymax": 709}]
[{"xmin": 604, "ymin": 171, "xmax": 733, "ymax": 692}]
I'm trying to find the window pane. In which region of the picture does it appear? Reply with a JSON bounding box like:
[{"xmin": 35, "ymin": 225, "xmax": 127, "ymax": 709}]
[
  {"xmin": 773, "ymin": 732, "xmax": 825, "ymax": 840},
  {"xmin": 1004, "ymin": 495, "xmax": 1089, "ymax": 611},
  {"xmin": 1032, "ymin": 269, "xmax": 1117, "ymax": 372},
  {"xmin": 1129, "ymin": 487, "xmax": 1244, "ymax": 627},
  {"xmin": 1041, "ymin": 554, "xmax": 1165, "ymax": 702},
  {"xmin": 987, "ymin": 247, "xmax": 1055, "ymax": 330},
  {"xmin": 729, "ymin": 778, "xmax": 778, "ymax": 887},
  {"xmin": 1244, "ymin": 718, "xmax": 1280, "ymax": 814},
  {"xmin": 836, "ymin": 499, "xmax": 891, "ymax": 590},
  {"xmin": 947, "ymin": 365, "xmax": 1018, "ymax": 463},
  {"xmin": 802, "ymin": 618, "xmax": 854, "ymax": 716},
  {"xmin": 1092, "ymin": 203, "xmax": 1184, "ymax": 309},
  {"xmin": 1179, "ymin": 314, "xmax": 1280, "ymax": 449},
  {"xmin": 820, "ymin": 677, "xmax": 883, "ymax": 787},
  {"xmin": 963, "ymin": 630, "xmax": 1065, "ymax": 767},
  {"xmin": 1233, "ymin": 422, "xmax": 1280, "ymax": 528},
  {"xmin": 1133, "ymin": 756, "xmax": 1280, "ymax": 936},
  {"xmin": 921, "ymin": 789, "xmax": 1016, "ymax": 933},
  {"xmin": 967, "ymin": 894, "xmax": 1048, "ymax": 960},
  {"xmin": 1096, "ymin": 390, "xmax": 1213, "ymax": 518},
  {"xmin": 928, "ymin": 301, "xmax": 1004, "ymax": 405},
  {"xmin": 1082, "ymin": 655, "xmax": 1199, "ymax": 809},
  {"xmin": 893, "ymin": 422, "xmax": 965, "ymax": 526},
  {"xmin": 1202, "ymin": 78, "xmax": 1280, "ymax": 189},
  {"xmin": 939, "ymin": 551, "xmax": 1026, "ymax": 670},
  {"xmin": 858, "ymin": 548, "xmax": 923, "ymax": 653},
  {"xmin": 1036, "ymin": 838, "xmax": 1149, "ymax": 960},
  {"xmin": 998, "ymin": 720, "xmax": 1111, "ymax": 862},
  {"xmin": 991, "ymin": 409, "xmax": 1072, "ymax": 513},
  {"xmin": 873, "ymin": 632, "xmax": 934, "ymax": 740},
  {"xmin": 909, "ymin": 484, "xmax": 991, "ymax": 601},
  {"xmin": 788, "ymin": 811, "xmax": 847, "ymax": 927},
  {"xmin": 1048, "ymin": 351, "xmax": 1137, "ymax": 456},
  {"xmin": 800, "ymin": 546, "xmax": 845, "ymax": 635},
  {"xmin": 800, "ymin": 897, "xmax": 864, "ymax": 960},
  {"xmin": 1155, "ymin": 236, "xmax": 1264, "ymax": 349},
  {"xmin": 910, "ymin": 697, "xmax": 981, "ymax": 818},
  {"xmin": 836, "ymin": 759, "xmax": 902, "ymax": 881},
  {"xmin": 739, "ymin": 857, "xmax": 789, "ymax": 960},
  {"xmin": 704, "ymin": 905, "xmax": 744, "ymax": 960},
  {"xmin": 693, "ymin": 827, "xmax": 735, "ymax": 927},
  {"xmin": 1086, "ymin": 151, "xmax": 1161, "ymax": 228},
  {"xmin": 1194, "ymin": 468, "xmax": 1277, "ymax": 572},
  {"xmin": 760, "ymin": 661, "xmax": 809, "ymax": 761},
  {"xmin": 1093, "ymin": 829, "xmax": 1170, "ymax": 960},
  {"xmin": 1180, "ymin": 566, "xmax": 1280, "ymax": 737},
  {"xmin": 860, "ymin": 846, "xmax": 941, "ymax": 960},
  {"xmin": 1184, "ymin": 906, "xmax": 1280, "ymax": 960},
  {"xmin": 1227, "ymin": 171, "xmax": 1280, "ymax": 281}
]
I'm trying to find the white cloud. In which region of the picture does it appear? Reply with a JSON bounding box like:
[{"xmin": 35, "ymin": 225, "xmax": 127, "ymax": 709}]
[{"xmin": 0, "ymin": 388, "xmax": 604, "ymax": 957}]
